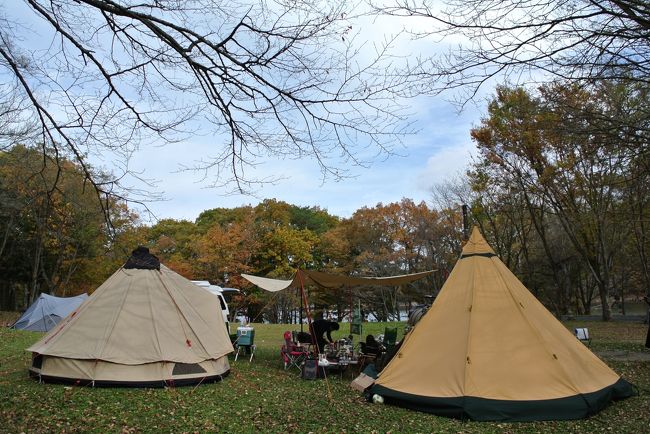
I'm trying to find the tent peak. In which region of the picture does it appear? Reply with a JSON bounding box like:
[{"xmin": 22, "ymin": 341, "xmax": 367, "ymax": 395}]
[
  {"xmin": 461, "ymin": 226, "xmax": 495, "ymax": 257},
  {"xmin": 123, "ymin": 246, "xmax": 160, "ymax": 270}
]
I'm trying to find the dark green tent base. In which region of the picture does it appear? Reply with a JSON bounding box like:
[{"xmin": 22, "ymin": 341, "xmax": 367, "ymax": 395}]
[
  {"xmin": 370, "ymin": 378, "xmax": 636, "ymax": 421},
  {"xmin": 28, "ymin": 368, "xmax": 230, "ymax": 388}
]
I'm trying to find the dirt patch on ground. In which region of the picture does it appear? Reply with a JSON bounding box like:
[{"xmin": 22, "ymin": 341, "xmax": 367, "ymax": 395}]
[
  {"xmin": 596, "ymin": 350, "xmax": 650, "ymax": 362},
  {"xmin": 0, "ymin": 311, "xmax": 20, "ymax": 327}
]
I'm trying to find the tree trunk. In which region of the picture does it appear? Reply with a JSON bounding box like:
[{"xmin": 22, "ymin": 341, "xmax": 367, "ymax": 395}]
[
  {"xmin": 27, "ymin": 229, "xmax": 45, "ymax": 306},
  {"xmin": 598, "ymin": 282, "xmax": 612, "ymax": 321},
  {"xmin": 0, "ymin": 214, "xmax": 14, "ymax": 260}
]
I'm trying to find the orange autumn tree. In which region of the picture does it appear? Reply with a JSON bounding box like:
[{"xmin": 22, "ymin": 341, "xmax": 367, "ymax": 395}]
[
  {"xmin": 145, "ymin": 219, "xmax": 200, "ymax": 278},
  {"xmin": 0, "ymin": 145, "xmax": 140, "ymax": 309},
  {"xmin": 470, "ymin": 82, "xmax": 649, "ymax": 319},
  {"xmin": 195, "ymin": 212, "xmax": 260, "ymax": 284},
  {"xmin": 340, "ymin": 199, "xmax": 438, "ymax": 321}
]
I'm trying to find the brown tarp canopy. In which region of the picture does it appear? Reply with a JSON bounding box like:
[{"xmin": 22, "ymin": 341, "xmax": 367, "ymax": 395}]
[{"xmin": 241, "ymin": 269, "xmax": 434, "ymax": 292}]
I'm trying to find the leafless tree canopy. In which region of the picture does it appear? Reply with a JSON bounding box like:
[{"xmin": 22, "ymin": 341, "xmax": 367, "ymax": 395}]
[
  {"xmin": 0, "ymin": 0, "xmax": 413, "ymax": 219},
  {"xmin": 0, "ymin": 84, "xmax": 37, "ymax": 146},
  {"xmin": 375, "ymin": 0, "xmax": 650, "ymax": 100}
]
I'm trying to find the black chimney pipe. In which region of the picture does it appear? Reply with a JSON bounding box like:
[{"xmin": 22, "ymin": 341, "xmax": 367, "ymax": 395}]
[{"xmin": 462, "ymin": 204, "xmax": 469, "ymax": 241}]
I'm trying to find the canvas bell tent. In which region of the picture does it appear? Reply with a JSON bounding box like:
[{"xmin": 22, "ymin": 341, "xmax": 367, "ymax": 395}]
[
  {"xmin": 13, "ymin": 293, "xmax": 88, "ymax": 332},
  {"xmin": 369, "ymin": 227, "xmax": 635, "ymax": 421},
  {"xmin": 28, "ymin": 247, "xmax": 234, "ymax": 387}
]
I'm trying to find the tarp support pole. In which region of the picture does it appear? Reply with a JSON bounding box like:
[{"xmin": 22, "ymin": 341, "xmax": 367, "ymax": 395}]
[
  {"xmin": 297, "ymin": 270, "xmax": 316, "ymax": 349},
  {"xmin": 297, "ymin": 270, "xmax": 333, "ymax": 400},
  {"xmin": 299, "ymin": 286, "xmax": 303, "ymax": 333}
]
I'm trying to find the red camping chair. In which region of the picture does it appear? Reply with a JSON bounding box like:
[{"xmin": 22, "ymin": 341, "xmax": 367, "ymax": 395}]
[{"xmin": 281, "ymin": 331, "xmax": 309, "ymax": 374}]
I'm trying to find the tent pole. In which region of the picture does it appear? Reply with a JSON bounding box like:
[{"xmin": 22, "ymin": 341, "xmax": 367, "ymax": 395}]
[
  {"xmin": 298, "ymin": 269, "xmax": 333, "ymax": 400},
  {"xmin": 299, "ymin": 286, "xmax": 303, "ymax": 332},
  {"xmin": 297, "ymin": 270, "xmax": 316, "ymax": 350},
  {"xmin": 349, "ymin": 286, "xmax": 352, "ymax": 326},
  {"xmin": 41, "ymin": 304, "xmax": 50, "ymax": 332}
]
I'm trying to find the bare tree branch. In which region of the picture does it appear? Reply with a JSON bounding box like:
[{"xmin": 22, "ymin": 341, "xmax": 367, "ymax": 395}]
[
  {"xmin": 0, "ymin": 0, "xmax": 416, "ymax": 224},
  {"xmin": 372, "ymin": 0, "xmax": 650, "ymax": 102}
]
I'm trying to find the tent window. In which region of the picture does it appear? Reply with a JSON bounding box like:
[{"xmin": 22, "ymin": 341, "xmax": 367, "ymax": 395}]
[
  {"xmin": 217, "ymin": 295, "xmax": 226, "ymax": 310},
  {"xmin": 32, "ymin": 354, "xmax": 43, "ymax": 369},
  {"xmin": 172, "ymin": 363, "xmax": 207, "ymax": 376}
]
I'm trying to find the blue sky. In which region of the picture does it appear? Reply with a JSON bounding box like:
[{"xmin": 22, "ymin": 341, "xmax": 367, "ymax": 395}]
[
  {"xmin": 7, "ymin": 2, "xmax": 486, "ymax": 222},
  {"xmin": 124, "ymin": 12, "xmax": 485, "ymax": 222},
  {"xmin": 129, "ymin": 96, "xmax": 480, "ymax": 221}
]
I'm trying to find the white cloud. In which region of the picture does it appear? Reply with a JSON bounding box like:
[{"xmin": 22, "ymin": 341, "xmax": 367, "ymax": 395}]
[
  {"xmin": 416, "ymin": 141, "xmax": 476, "ymax": 191},
  {"xmin": 130, "ymin": 95, "xmax": 481, "ymax": 222},
  {"xmin": 9, "ymin": 2, "xmax": 490, "ymax": 223}
]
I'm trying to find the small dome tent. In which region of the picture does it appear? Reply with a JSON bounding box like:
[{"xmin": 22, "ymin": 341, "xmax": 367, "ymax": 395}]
[
  {"xmin": 13, "ymin": 293, "xmax": 88, "ymax": 332},
  {"xmin": 369, "ymin": 227, "xmax": 635, "ymax": 421},
  {"xmin": 28, "ymin": 247, "xmax": 234, "ymax": 387}
]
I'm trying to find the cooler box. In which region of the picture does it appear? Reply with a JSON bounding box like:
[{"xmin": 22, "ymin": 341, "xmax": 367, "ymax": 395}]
[{"xmin": 237, "ymin": 326, "xmax": 255, "ymax": 346}]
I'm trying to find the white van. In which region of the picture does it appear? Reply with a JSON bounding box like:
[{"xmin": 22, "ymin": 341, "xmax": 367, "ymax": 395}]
[{"xmin": 191, "ymin": 280, "xmax": 239, "ymax": 332}]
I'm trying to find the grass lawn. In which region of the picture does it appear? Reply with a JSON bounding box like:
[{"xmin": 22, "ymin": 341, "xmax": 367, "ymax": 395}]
[{"xmin": 1, "ymin": 317, "xmax": 649, "ymax": 433}]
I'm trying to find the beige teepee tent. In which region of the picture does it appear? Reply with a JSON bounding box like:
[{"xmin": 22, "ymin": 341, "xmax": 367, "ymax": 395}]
[
  {"xmin": 28, "ymin": 247, "xmax": 233, "ymax": 387},
  {"xmin": 370, "ymin": 227, "xmax": 634, "ymax": 421}
]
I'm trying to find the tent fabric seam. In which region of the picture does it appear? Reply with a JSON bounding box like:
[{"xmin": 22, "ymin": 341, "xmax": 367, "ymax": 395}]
[
  {"xmin": 493, "ymin": 257, "xmax": 586, "ymax": 400},
  {"xmin": 148, "ymin": 272, "xmax": 164, "ymax": 360},
  {"xmin": 161, "ymin": 269, "xmax": 225, "ymax": 356},
  {"xmin": 463, "ymin": 256, "xmax": 477, "ymax": 394},
  {"xmin": 97, "ymin": 269, "xmax": 133, "ymax": 361}
]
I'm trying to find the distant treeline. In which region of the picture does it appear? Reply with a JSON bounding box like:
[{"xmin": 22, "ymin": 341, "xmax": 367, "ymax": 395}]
[{"xmin": 1, "ymin": 81, "xmax": 648, "ymax": 321}]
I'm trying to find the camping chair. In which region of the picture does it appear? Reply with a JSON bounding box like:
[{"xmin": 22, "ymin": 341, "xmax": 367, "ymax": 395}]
[
  {"xmin": 281, "ymin": 331, "xmax": 309, "ymax": 374},
  {"xmin": 357, "ymin": 335, "xmax": 382, "ymax": 373},
  {"xmin": 293, "ymin": 330, "xmax": 317, "ymax": 353},
  {"xmin": 575, "ymin": 328, "xmax": 591, "ymax": 346},
  {"xmin": 383, "ymin": 327, "xmax": 398, "ymax": 352}
]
